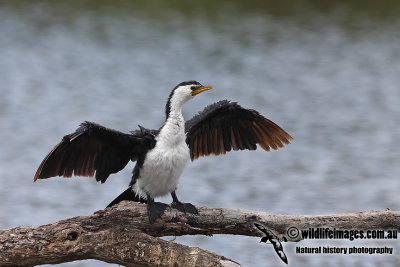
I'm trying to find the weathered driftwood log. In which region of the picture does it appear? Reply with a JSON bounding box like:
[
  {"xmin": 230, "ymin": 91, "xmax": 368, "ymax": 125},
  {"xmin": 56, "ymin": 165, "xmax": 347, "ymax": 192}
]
[{"xmin": 0, "ymin": 202, "xmax": 399, "ymax": 266}]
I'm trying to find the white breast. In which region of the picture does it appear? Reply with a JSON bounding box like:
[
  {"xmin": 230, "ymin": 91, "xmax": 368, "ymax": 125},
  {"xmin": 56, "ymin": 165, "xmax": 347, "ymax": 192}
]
[{"xmin": 133, "ymin": 114, "xmax": 189, "ymax": 199}]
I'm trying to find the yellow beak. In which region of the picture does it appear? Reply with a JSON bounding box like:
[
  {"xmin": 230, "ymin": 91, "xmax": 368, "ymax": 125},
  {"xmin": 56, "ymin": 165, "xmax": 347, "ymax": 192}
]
[{"xmin": 191, "ymin": 86, "xmax": 213, "ymax": 96}]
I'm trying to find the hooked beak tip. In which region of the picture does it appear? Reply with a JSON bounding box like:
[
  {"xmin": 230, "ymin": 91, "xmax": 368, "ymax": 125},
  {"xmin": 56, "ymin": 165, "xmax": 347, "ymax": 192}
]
[{"xmin": 192, "ymin": 85, "xmax": 213, "ymax": 96}]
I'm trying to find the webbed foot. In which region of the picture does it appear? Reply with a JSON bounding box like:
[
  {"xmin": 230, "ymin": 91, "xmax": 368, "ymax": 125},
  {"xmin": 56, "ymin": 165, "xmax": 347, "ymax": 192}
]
[
  {"xmin": 171, "ymin": 201, "xmax": 199, "ymax": 214},
  {"xmin": 147, "ymin": 200, "xmax": 168, "ymax": 224}
]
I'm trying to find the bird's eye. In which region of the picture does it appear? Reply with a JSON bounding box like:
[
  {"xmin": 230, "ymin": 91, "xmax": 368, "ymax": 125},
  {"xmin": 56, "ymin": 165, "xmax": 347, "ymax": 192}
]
[{"xmin": 191, "ymin": 86, "xmax": 196, "ymax": 90}]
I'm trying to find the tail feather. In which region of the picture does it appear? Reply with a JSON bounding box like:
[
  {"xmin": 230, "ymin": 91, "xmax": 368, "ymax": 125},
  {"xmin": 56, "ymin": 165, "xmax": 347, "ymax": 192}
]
[{"xmin": 107, "ymin": 187, "xmax": 147, "ymax": 208}]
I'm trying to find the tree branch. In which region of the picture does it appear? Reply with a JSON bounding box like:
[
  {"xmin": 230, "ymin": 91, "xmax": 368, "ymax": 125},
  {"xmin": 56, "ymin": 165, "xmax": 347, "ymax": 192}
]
[{"xmin": 1, "ymin": 202, "xmax": 399, "ymax": 266}]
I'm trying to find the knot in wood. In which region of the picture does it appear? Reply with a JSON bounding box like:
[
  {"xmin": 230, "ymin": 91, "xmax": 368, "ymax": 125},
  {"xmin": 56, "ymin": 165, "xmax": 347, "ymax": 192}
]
[{"xmin": 66, "ymin": 231, "xmax": 79, "ymax": 241}]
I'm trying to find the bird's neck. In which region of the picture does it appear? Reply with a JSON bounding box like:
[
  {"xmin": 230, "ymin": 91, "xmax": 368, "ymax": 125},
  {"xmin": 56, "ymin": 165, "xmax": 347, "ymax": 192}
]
[
  {"xmin": 165, "ymin": 107, "xmax": 185, "ymax": 133},
  {"xmin": 160, "ymin": 90, "xmax": 190, "ymax": 146},
  {"xmin": 165, "ymin": 93, "xmax": 185, "ymax": 122},
  {"xmin": 165, "ymin": 88, "xmax": 191, "ymax": 121},
  {"xmin": 168, "ymin": 103, "xmax": 184, "ymax": 118},
  {"xmin": 158, "ymin": 114, "xmax": 185, "ymax": 149}
]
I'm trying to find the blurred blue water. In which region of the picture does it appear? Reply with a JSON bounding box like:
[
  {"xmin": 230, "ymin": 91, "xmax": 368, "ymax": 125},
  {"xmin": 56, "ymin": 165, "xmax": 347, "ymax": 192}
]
[{"xmin": 0, "ymin": 1, "xmax": 399, "ymax": 266}]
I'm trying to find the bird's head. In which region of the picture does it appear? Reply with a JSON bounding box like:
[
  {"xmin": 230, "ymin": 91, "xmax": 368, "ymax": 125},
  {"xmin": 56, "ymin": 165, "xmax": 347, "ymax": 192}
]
[{"xmin": 165, "ymin": 81, "xmax": 212, "ymax": 118}]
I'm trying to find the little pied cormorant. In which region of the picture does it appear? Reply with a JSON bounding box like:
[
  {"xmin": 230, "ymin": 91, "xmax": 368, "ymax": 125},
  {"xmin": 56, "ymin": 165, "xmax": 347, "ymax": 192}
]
[{"xmin": 34, "ymin": 81, "xmax": 293, "ymax": 223}]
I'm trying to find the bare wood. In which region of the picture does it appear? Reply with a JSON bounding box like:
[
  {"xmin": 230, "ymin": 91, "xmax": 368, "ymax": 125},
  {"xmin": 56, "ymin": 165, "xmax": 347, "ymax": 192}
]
[{"xmin": 1, "ymin": 202, "xmax": 399, "ymax": 266}]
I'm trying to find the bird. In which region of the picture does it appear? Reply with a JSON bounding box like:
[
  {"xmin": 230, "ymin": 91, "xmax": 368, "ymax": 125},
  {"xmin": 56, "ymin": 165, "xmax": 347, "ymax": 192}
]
[
  {"xmin": 254, "ymin": 222, "xmax": 288, "ymax": 264},
  {"xmin": 34, "ymin": 81, "xmax": 293, "ymax": 224}
]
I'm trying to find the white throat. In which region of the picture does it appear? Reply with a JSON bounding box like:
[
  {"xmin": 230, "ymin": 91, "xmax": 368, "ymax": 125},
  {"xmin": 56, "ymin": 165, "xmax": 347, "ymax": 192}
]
[
  {"xmin": 168, "ymin": 88, "xmax": 192, "ymax": 115},
  {"xmin": 161, "ymin": 86, "xmax": 192, "ymax": 144}
]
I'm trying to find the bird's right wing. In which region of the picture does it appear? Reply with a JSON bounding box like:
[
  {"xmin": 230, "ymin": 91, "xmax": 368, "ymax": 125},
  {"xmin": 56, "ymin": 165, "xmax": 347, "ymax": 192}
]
[{"xmin": 34, "ymin": 121, "xmax": 155, "ymax": 183}]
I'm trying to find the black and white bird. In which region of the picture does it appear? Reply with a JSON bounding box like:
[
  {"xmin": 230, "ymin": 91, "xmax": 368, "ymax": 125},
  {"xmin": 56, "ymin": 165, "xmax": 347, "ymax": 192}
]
[
  {"xmin": 254, "ymin": 222, "xmax": 288, "ymax": 264},
  {"xmin": 34, "ymin": 81, "xmax": 293, "ymax": 223}
]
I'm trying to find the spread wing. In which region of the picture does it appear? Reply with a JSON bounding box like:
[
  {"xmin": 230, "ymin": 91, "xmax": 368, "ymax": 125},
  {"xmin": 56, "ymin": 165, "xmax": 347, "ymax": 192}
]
[
  {"xmin": 185, "ymin": 100, "xmax": 293, "ymax": 161},
  {"xmin": 34, "ymin": 121, "xmax": 156, "ymax": 183}
]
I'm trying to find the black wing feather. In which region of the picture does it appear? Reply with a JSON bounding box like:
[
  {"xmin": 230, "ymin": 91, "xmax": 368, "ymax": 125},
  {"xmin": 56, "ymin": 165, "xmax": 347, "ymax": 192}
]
[
  {"xmin": 222, "ymin": 119, "xmax": 232, "ymax": 152},
  {"xmin": 185, "ymin": 100, "xmax": 293, "ymax": 161},
  {"xmin": 34, "ymin": 121, "xmax": 156, "ymax": 183}
]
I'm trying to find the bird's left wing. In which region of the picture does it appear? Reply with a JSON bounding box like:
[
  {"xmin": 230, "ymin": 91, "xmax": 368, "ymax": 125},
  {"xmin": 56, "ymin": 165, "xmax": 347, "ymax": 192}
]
[{"xmin": 185, "ymin": 100, "xmax": 293, "ymax": 161}]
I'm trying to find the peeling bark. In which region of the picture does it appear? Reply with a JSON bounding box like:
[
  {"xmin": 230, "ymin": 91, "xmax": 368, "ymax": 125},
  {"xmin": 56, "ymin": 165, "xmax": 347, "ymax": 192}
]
[{"xmin": 0, "ymin": 202, "xmax": 399, "ymax": 266}]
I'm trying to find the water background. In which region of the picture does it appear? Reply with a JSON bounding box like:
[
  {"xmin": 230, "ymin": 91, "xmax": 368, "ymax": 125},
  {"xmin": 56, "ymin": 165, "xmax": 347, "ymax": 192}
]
[{"xmin": 0, "ymin": 1, "xmax": 399, "ymax": 266}]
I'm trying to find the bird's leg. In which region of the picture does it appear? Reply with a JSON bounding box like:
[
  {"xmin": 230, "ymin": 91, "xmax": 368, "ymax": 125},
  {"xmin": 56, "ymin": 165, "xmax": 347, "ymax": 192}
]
[
  {"xmin": 146, "ymin": 197, "xmax": 168, "ymax": 224},
  {"xmin": 170, "ymin": 191, "xmax": 199, "ymax": 214}
]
